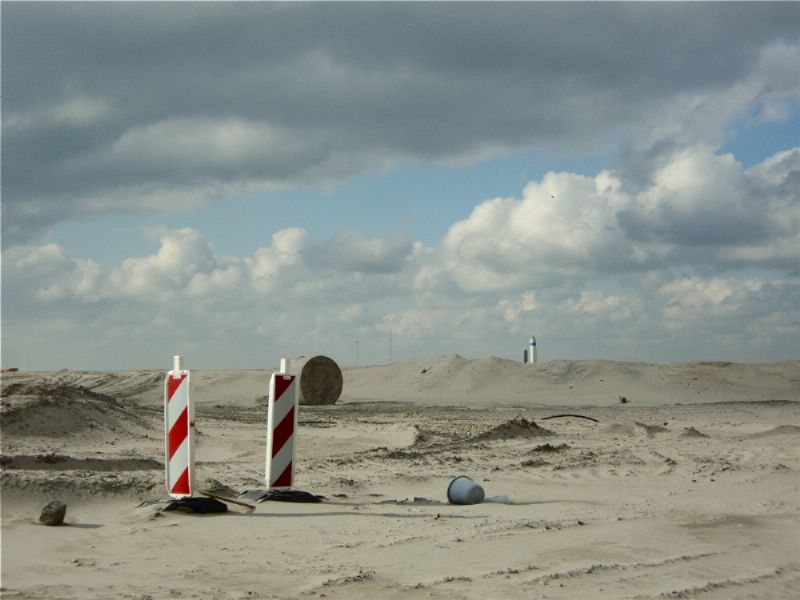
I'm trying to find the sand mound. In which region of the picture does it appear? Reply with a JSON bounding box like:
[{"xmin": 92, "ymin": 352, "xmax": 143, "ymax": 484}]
[
  {"xmin": 746, "ymin": 425, "xmax": 800, "ymax": 438},
  {"xmin": 471, "ymin": 416, "xmax": 554, "ymax": 441},
  {"xmin": 0, "ymin": 382, "xmax": 149, "ymax": 437},
  {"xmin": 0, "ymin": 469, "xmax": 159, "ymax": 498},
  {"xmin": 0, "ymin": 454, "xmax": 162, "ymax": 471},
  {"xmin": 4, "ymin": 370, "xmax": 165, "ymax": 403}
]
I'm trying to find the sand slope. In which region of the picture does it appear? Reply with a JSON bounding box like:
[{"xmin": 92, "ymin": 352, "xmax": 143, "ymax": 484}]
[
  {"xmin": 1, "ymin": 358, "xmax": 799, "ymax": 599},
  {"xmin": 343, "ymin": 356, "xmax": 800, "ymax": 405}
]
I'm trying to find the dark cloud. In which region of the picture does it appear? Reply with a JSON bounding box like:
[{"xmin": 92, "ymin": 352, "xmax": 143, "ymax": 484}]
[{"xmin": 3, "ymin": 2, "xmax": 798, "ymax": 243}]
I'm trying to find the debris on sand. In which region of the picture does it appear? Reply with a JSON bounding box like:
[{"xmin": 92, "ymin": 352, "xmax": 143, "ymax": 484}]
[
  {"xmin": 531, "ymin": 443, "xmax": 570, "ymax": 453},
  {"xmin": 681, "ymin": 426, "xmax": 710, "ymax": 438},
  {"xmin": 520, "ymin": 458, "xmax": 550, "ymax": 468},
  {"xmin": 634, "ymin": 421, "xmax": 668, "ymax": 436},
  {"xmin": 162, "ymin": 497, "xmax": 228, "ymax": 514}
]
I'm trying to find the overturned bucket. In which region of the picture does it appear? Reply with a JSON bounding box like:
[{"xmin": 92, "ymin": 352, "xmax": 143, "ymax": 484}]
[{"xmin": 447, "ymin": 475, "xmax": 485, "ymax": 505}]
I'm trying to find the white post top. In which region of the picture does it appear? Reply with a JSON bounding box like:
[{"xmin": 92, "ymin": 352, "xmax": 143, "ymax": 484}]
[
  {"xmin": 173, "ymin": 355, "xmax": 183, "ymax": 372},
  {"xmin": 280, "ymin": 358, "xmax": 287, "ymax": 373}
]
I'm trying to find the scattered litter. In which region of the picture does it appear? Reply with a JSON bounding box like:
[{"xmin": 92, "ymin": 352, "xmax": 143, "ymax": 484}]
[
  {"xmin": 377, "ymin": 497, "xmax": 446, "ymax": 506},
  {"xmin": 634, "ymin": 421, "xmax": 668, "ymax": 436},
  {"xmin": 681, "ymin": 427, "xmax": 709, "ymax": 439},
  {"xmin": 240, "ymin": 489, "xmax": 324, "ymax": 503},
  {"xmin": 199, "ymin": 490, "xmax": 255, "ymax": 510},
  {"xmin": 447, "ymin": 475, "xmax": 485, "ymax": 505},
  {"xmin": 521, "ymin": 458, "xmax": 549, "ymax": 467},
  {"xmin": 483, "ymin": 495, "xmax": 511, "ymax": 504},
  {"xmin": 162, "ymin": 497, "xmax": 227, "ymax": 514},
  {"xmin": 541, "ymin": 413, "xmax": 599, "ymax": 423},
  {"xmin": 532, "ymin": 443, "xmax": 570, "ymax": 453}
]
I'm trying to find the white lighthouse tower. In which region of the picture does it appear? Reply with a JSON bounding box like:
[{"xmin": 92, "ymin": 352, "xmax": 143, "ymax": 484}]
[{"xmin": 528, "ymin": 336, "xmax": 537, "ymax": 364}]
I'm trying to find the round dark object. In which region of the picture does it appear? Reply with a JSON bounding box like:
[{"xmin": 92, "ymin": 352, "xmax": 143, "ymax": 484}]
[
  {"xmin": 288, "ymin": 355, "xmax": 343, "ymax": 406},
  {"xmin": 257, "ymin": 489, "xmax": 324, "ymax": 503},
  {"xmin": 162, "ymin": 497, "xmax": 228, "ymax": 514}
]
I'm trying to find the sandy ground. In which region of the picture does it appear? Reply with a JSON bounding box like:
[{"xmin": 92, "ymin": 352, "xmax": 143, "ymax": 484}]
[{"xmin": 1, "ymin": 356, "xmax": 799, "ymax": 599}]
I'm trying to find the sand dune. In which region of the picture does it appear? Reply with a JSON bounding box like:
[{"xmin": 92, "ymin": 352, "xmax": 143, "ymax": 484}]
[
  {"xmin": 1, "ymin": 357, "xmax": 799, "ymax": 599},
  {"xmin": 343, "ymin": 356, "xmax": 800, "ymax": 406}
]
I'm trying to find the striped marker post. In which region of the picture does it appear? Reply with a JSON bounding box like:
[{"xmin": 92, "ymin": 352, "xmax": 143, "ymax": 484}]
[
  {"xmin": 165, "ymin": 355, "xmax": 193, "ymax": 498},
  {"xmin": 266, "ymin": 365, "xmax": 298, "ymax": 490}
]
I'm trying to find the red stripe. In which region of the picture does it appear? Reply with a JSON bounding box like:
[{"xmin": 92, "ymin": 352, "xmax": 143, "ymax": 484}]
[
  {"xmin": 272, "ymin": 461, "xmax": 292, "ymax": 488},
  {"xmin": 167, "ymin": 373, "xmax": 187, "ymax": 401},
  {"xmin": 273, "ymin": 375, "xmax": 294, "ymax": 403},
  {"xmin": 271, "ymin": 406, "xmax": 295, "ymax": 457},
  {"xmin": 171, "ymin": 468, "xmax": 190, "ymax": 495},
  {"xmin": 168, "ymin": 407, "xmax": 189, "ymax": 459}
]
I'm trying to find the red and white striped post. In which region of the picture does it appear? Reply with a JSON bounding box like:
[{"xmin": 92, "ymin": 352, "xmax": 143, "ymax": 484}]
[
  {"xmin": 165, "ymin": 355, "xmax": 193, "ymax": 498},
  {"xmin": 266, "ymin": 360, "xmax": 298, "ymax": 490}
]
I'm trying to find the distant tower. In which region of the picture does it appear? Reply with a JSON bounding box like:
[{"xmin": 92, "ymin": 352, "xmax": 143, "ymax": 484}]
[{"xmin": 529, "ymin": 336, "xmax": 537, "ymax": 364}]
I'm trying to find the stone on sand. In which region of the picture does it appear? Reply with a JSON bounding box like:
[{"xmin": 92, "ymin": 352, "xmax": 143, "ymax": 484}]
[{"xmin": 39, "ymin": 500, "xmax": 67, "ymax": 526}]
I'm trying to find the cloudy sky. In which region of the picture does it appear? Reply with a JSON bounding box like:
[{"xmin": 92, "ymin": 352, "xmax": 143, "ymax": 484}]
[{"xmin": 2, "ymin": 2, "xmax": 799, "ymax": 371}]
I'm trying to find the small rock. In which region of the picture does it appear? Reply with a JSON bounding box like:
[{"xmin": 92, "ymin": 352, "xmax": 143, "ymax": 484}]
[{"xmin": 39, "ymin": 500, "xmax": 67, "ymax": 526}]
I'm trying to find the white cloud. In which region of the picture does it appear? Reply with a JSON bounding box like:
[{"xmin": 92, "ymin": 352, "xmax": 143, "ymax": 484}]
[
  {"xmin": 3, "ymin": 95, "xmax": 112, "ymax": 131},
  {"xmin": 105, "ymin": 228, "xmax": 224, "ymax": 300},
  {"xmin": 415, "ymin": 145, "xmax": 797, "ymax": 302},
  {"xmin": 3, "ymin": 143, "xmax": 798, "ymax": 368},
  {"xmin": 422, "ymin": 170, "xmax": 633, "ymax": 295},
  {"xmin": 498, "ymin": 291, "xmax": 538, "ymax": 332},
  {"xmin": 3, "ymin": 243, "xmax": 102, "ymax": 304},
  {"xmin": 566, "ymin": 291, "xmax": 644, "ymax": 321},
  {"xmin": 656, "ymin": 276, "xmax": 798, "ymax": 356},
  {"xmin": 245, "ymin": 228, "xmax": 307, "ymax": 293}
]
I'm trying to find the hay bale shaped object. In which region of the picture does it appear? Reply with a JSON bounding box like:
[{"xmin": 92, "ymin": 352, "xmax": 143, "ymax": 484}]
[{"xmin": 288, "ymin": 355, "xmax": 343, "ymax": 405}]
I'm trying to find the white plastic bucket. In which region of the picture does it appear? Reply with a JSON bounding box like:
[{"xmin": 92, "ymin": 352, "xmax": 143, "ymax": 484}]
[{"xmin": 447, "ymin": 476, "xmax": 485, "ymax": 505}]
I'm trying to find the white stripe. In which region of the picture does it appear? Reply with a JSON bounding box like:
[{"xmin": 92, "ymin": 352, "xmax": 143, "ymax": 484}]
[
  {"xmin": 265, "ymin": 373, "xmax": 297, "ymax": 488},
  {"xmin": 167, "ymin": 436, "xmax": 189, "ymax": 491},
  {"xmin": 166, "ymin": 373, "xmax": 189, "ymax": 431},
  {"xmin": 270, "ymin": 378, "xmax": 296, "ymax": 428},
  {"xmin": 268, "ymin": 432, "xmax": 294, "ymax": 487}
]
